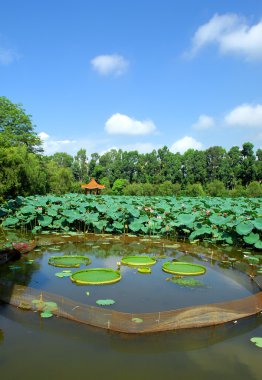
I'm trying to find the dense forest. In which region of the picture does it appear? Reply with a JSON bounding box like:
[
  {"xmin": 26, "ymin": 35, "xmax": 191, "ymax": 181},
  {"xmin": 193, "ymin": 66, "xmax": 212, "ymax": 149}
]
[{"xmin": 0, "ymin": 96, "xmax": 261, "ymax": 200}]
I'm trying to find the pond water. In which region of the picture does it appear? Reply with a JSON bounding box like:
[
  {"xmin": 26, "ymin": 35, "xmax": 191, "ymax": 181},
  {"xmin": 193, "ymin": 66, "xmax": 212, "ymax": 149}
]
[{"xmin": 0, "ymin": 233, "xmax": 261, "ymax": 379}]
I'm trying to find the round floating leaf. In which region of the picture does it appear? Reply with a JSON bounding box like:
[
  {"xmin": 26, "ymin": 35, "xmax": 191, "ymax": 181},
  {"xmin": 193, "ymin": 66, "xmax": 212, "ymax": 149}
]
[
  {"xmin": 86, "ymin": 291, "xmax": 90, "ymax": 296},
  {"xmin": 243, "ymin": 233, "xmax": 260, "ymax": 245},
  {"xmin": 132, "ymin": 318, "xmax": 143, "ymax": 323},
  {"xmin": 250, "ymin": 337, "xmax": 262, "ymax": 348},
  {"xmin": 55, "ymin": 270, "xmax": 73, "ymax": 277},
  {"xmin": 171, "ymin": 277, "xmax": 206, "ymax": 287},
  {"xmin": 137, "ymin": 267, "xmax": 151, "ymax": 274},
  {"xmin": 96, "ymin": 299, "xmax": 115, "ymax": 306},
  {"xmin": 236, "ymin": 221, "xmax": 254, "ymax": 236},
  {"xmin": 40, "ymin": 311, "xmax": 53, "ymax": 318},
  {"xmin": 44, "ymin": 302, "xmax": 58, "ymax": 312}
]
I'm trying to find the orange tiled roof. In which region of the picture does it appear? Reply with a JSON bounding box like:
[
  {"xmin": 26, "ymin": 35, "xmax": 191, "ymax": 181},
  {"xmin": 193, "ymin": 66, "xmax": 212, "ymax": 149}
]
[{"xmin": 81, "ymin": 178, "xmax": 105, "ymax": 190}]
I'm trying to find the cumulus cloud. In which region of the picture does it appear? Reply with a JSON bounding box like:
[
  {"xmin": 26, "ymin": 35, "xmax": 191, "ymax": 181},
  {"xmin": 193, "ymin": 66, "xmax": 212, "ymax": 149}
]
[
  {"xmin": 192, "ymin": 114, "xmax": 215, "ymax": 130},
  {"xmin": 90, "ymin": 54, "xmax": 129, "ymax": 76},
  {"xmin": 0, "ymin": 46, "xmax": 19, "ymax": 65},
  {"xmin": 38, "ymin": 132, "xmax": 78, "ymax": 155},
  {"xmin": 189, "ymin": 13, "xmax": 262, "ymax": 61},
  {"xmin": 170, "ymin": 136, "xmax": 203, "ymax": 154},
  {"xmin": 225, "ymin": 104, "xmax": 262, "ymax": 128},
  {"xmin": 105, "ymin": 113, "xmax": 156, "ymax": 135}
]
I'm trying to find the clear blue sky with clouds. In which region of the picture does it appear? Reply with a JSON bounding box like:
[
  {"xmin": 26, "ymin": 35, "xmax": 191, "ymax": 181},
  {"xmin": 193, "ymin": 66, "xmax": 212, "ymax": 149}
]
[{"xmin": 1, "ymin": 0, "xmax": 262, "ymax": 156}]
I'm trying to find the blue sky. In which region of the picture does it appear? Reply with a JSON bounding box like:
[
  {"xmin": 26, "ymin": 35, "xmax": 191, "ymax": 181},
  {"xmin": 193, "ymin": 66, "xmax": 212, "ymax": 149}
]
[{"xmin": 1, "ymin": 0, "xmax": 262, "ymax": 156}]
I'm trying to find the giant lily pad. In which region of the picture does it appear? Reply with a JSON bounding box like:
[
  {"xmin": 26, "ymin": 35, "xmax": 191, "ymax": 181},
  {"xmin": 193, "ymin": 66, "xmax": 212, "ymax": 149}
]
[
  {"xmin": 121, "ymin": 255, "xmax": 156, "ymax": 266},
  {"xmin": 71, "ymin": 268, "xmax": 121, "ymax": 285},
  {"xmin": 162, "ymin": 262, "xmax": 206, "ymax": 276},
  {"xmin": 48, "ymin": 255, "xmax": 91, "ymax": 268}
]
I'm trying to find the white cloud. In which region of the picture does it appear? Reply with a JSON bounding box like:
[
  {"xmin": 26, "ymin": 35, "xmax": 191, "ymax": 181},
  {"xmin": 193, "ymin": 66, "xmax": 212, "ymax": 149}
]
[
  {"xmin": 0, "ymin": 47, "xmax": 19, "ymax": 65},
  {"xmin": 170, "ymin": 136, "xmax": 203, "ymax": 154},
  {"xmin": 38, "ymin": 132, "xmax": 78, "ymax": 155},
  {"xmin": 38, "ymin": 132, "xmax": 49, "ymax": 140},
  {"xmin": 105, "ymin": 113, "xmax": 156, "ymax": 135},
  {"xmin": 192, "ymin": 114, "xmax": 215, "ymax": 130},
  {"xmin": 189, "ymin": 13, "xmax": 262, "ymax": 61},
  {"xmin": 225, "ymin": 104, "xmax": 262, "ymax": 128},
  {"xmin": 90, "ymin": 54, "xmax": 129, "ymax": 76}
]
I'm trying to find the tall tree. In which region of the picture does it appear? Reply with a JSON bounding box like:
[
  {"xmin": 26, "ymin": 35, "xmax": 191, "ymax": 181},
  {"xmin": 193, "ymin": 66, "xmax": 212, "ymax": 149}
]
[
  {"xmin": 240, "ymin": 142, "xmax": 256, "ymax": 186},
  {"xmin": 0, "ymin": 96, "xmax": 42, "ymax": 153}
]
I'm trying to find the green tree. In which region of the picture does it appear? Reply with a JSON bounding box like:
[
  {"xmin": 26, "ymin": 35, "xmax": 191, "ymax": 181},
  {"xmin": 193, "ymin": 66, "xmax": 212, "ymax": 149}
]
[
  {"xmin": 0, "ymin": 146, "xmax": 47, "ymax": 198},
  {"xmin": 111, "ymin": 178, "xmax": 129, "ymax": 195},
  {"xmin": 51, "ymin": 152, "xmax": 74, "ymax": 168},
  {"xmin": 46, "ymin": 161, "xmax": 74, "ymax": 194},
  {"xmin": 72, "ymin": 149, "xmax": 88, "ymax": 182},
  {"xmin": 240, "ymin": 142, "xmax": 256, "ymax": 186},
  {"xmin": 205, "ymin": 180, "xmax": 227, "ymax": 197},
  {"xmin": 184, "ymin": 183, "xmax": 205, "ymax": 197},
  {"xmin": 246, "ymin": 181, "xmax": 262, "ymax": 197},
  {"xmin": 0, "ymin": 96, "xmax": 42, "ymax": 153}
]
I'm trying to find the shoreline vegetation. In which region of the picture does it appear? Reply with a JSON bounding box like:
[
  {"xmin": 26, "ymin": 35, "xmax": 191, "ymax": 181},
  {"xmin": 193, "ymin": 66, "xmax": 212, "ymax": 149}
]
[{"xmin": 0, "ymin": 96, "xmax": 261, "ymax": 200}]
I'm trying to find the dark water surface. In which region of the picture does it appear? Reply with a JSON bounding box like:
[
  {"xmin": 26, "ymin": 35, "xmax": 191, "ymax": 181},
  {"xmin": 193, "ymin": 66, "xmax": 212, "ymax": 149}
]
[{"xmin": 0, "ymin": 233, "xmax": 261, "ymax": 379}]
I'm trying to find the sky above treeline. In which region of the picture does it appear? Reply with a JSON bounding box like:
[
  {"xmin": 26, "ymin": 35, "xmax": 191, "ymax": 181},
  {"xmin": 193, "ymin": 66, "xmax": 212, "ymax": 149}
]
[{"xmin": 1, "ymin": 0, "xmax": 262, "ymax": 156}]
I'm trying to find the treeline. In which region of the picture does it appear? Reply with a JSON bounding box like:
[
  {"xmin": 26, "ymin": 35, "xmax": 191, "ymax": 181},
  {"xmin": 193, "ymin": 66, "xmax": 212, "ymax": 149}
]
[{"xmin": 0, "ymin": 96, "xmax": 261, "ymax": 199}]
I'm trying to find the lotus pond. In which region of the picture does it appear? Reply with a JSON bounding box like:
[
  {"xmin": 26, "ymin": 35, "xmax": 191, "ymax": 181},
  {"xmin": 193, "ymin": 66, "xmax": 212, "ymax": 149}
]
[{"xmin": 0, "ymin": 232, "xmax": 262, "ymax": 379}]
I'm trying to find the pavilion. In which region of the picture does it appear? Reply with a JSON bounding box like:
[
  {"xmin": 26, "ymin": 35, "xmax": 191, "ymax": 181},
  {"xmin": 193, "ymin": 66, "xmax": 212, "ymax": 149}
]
[{"xmin": 81, "ymin": 178, "xmax": 105, "ymax": 195}]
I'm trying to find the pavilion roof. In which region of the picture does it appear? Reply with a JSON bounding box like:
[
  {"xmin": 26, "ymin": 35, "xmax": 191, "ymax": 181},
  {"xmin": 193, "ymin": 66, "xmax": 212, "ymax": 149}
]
[{"xmin": 81, "ymin": 178, "xmax": 105, "ymax": 190}]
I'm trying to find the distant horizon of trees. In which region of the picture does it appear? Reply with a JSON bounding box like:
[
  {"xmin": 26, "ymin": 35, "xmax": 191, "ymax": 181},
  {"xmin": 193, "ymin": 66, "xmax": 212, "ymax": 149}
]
[{"xmin": 0, "ymin": 96, "xmax": 261, "ymax": 200}]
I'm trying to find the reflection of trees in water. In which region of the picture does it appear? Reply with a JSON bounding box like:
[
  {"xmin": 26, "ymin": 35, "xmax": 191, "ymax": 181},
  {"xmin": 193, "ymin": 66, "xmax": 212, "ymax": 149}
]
[
  {"xmin": 0, "ymin": 329, "xmax": 3, "ymax": 343},
  {"xmin": 0, "ymin": 230, "xmax": 40, "ymax": 306}
]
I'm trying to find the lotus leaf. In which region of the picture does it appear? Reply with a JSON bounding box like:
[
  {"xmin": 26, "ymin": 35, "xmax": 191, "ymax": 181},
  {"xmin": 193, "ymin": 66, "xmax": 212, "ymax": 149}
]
[
  {"xmin": 2, "ymin": 217, "xmax": 19, "ymax": 227},
  {"xmin": 243, "ymin": 233, "xmax": 260, "ymax": 245},
  {"xmin": 40, "ymin": 311, "xmax": 53, "ymax": 318},
  {"xmin": 96, "ymin": 299, "xmax": 115, "ymax": 306},
  {"xmin": 253, "ymin": 218, "xmax": 262, "ymax": 231},
  {"xmin": 171, "ymin": 277, "xmax": 206, "ymax": 287},
  {"xmin": 255, "ymin": 240, "xmax": 262, "ymax": 249},
  {"xmin": 132, "ymin": 317, "xmax": 143, "ymax": 323},
  {"xmin": 250, "ymin": 337, "xmax": 262, "ymax": 348},
  {"xmin": 236, "ymin": 221, "xmax": 254, "ymax": 235},
  {"xmin": 38, "ymin": 215, "xmax": 53, "ymax": 227},
  {"xmin": 129, "ymin": 220, "xmax": 143, "ymax": 232}
]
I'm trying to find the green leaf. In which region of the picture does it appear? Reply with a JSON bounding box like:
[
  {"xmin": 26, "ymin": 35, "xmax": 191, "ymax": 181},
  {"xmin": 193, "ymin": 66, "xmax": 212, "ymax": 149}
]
[
  {"xmin": 131, "ymin": 317, "xmax": 143, "ymax": 323},
  {"xmin": 250, "ymin": 337, "xmax": 262, "ymax": 348},
  {"xmin": 38, "ymin": 215, "xmax": 53, "ymax": 227},
  {"xmin": 253, "ymin": 218, "xmax": 262, "ymax": 231},
  {"xmin": 255, "ymin": 240, "xmax": 262, "ymax": 249},
  {"xmin": 176, "ymin": 213, "xmax": 196, "ymax": 226},
  {"xmin": 2, "ymin": 217, "xmax": 19, "ymax": 227},
  {"xmin": 236, "ymin": 221, "xmax": 254, "ymax": 235},
  {"xmin": 243, "ymin": 233, "xmax": 260, "ymax": 245},
  {"xmin": 129, "ymin": 220, "xmax": 143, "ymax": 232},
  {"xmin": 96, "ymin": 299, "xmax": 115, "ymax": 306},
  {"xmin": 40, "ymin": 311, "xmax": 53, "ymax": 318}
]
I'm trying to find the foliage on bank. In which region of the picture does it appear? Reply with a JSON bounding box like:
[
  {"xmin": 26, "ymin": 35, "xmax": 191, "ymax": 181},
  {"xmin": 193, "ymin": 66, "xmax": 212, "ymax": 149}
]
[{"xmin": 0, "ymin": 194, "xmax": 261, "ymax": 249}]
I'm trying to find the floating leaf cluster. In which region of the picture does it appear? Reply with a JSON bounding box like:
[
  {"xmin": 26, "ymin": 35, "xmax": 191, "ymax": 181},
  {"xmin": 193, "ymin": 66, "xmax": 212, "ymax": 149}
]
[
  {"xmin": 0, "ymin": 194, "xmax": 261, "ymax": 249},
  {"xmin": 171, "ymin": 277, "xmax": 207, "ymax": 287}
]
